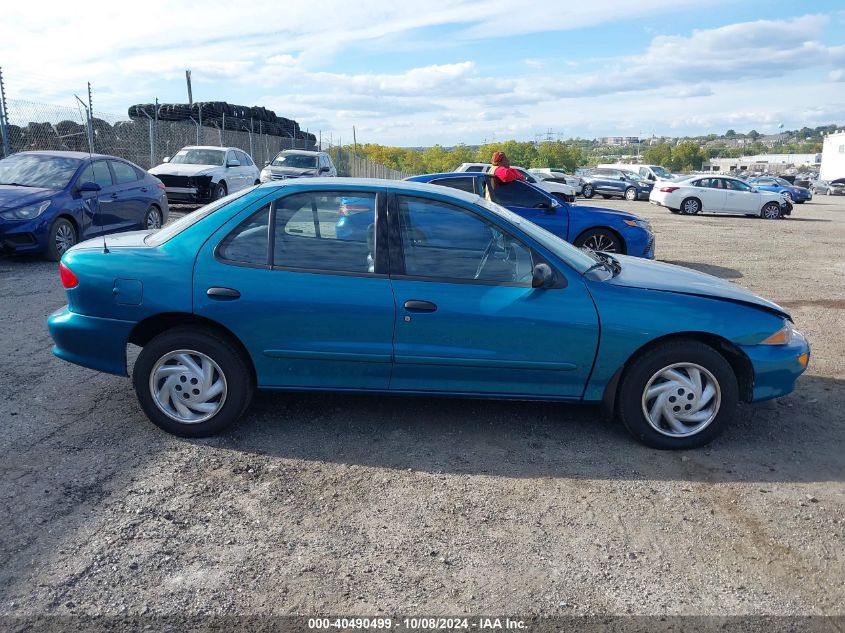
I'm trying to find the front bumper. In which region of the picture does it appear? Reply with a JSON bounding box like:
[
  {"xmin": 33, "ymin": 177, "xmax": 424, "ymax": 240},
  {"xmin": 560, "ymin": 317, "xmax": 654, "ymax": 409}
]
[
  {"xmin": 0, "ymin": 216, "xmax": 51, "ymax": 254},
  {"xmin": 638, "ymin": 189, "xmax": 653, "ymax": 200},
  {"xmin": 47, "ymin": 306, "xmax": 134, "ymax": 376},
  {"xmin": 740, "ymin": 330, "xmax": 810, "ymax": 401}
]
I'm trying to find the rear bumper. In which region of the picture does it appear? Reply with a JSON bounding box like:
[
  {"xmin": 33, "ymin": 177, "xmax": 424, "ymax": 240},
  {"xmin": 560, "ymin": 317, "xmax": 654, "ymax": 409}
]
[
  {"xmin": 740, "ymin": 330, "xmax": 810, "ymax": 401},
  {"xmin": 47, "ymin": 306, "xmax": 134, "ymax": 376}
]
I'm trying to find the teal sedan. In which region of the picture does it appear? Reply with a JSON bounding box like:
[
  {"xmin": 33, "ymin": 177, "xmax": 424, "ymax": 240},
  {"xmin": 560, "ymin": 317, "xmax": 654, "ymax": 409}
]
[{"xmin": 48, "ymin": 179, "xmax": 810, "ymax": 449}]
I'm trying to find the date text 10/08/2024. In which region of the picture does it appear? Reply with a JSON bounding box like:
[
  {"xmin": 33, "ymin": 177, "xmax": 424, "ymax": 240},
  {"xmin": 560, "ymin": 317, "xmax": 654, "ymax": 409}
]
[{"xmin": 308, "ymin": 618, "xmax": 527, "ymax": 630}]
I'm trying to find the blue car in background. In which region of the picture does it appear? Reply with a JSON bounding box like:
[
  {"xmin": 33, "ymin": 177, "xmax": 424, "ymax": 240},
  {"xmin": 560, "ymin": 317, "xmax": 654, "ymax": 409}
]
[
  {"xmin": 48, "ymin": 179, "xmax": 809, "ymax": 449},
  {"xmin": 0, "ymin": 151, "xmax": 169, "ymax": 260},
  {"xmin": 746, "ymin": 176, "xmax": 812, "ymax": 204},
  {"xmin": 397, "ymin": 172, "xmax": 655, "ymax": 258}
]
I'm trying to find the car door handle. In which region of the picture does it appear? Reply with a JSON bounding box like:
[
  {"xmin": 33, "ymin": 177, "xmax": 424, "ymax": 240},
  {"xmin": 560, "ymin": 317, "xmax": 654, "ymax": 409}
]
[
  {"xmin": 110, "ymin": 192, "xmax": 119, "ymax": 199},
  {"xmin": 404, "ymin": 300, "xmax": 437, "ymax": 312},
  {"xmin": 140, "ymin": 187, "xmax": 148, "ymax": 192},
  {"xmin": 207, "ymin": 287, "xmax": 241, "ymax": 300}
]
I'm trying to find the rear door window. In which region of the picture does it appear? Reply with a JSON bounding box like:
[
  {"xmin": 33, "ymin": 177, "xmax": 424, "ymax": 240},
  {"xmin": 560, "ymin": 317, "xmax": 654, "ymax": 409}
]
[
  {"xmin": 109, "ymin": 160, "xmax": 140, "ymax": 185},
  {"xmin": 77, "ymin": 161, "xmax": 114, "ymax": 188}
]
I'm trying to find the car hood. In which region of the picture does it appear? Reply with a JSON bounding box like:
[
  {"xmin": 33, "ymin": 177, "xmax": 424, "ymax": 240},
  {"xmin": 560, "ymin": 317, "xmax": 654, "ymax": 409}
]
[
  {"xmin": 605, "ymin": 255, "xmax": 789, "ymax": 318},
  {"xmin": 263, "ymin": 165, "xmax": 318, "ymax": 177},
  {"xmin": 149, "ymin": 163, "xmax": 216, "ymax": 177},
  {"xmin": 0, "ymin": 185, "xmax": 56, "ymax": 210}
]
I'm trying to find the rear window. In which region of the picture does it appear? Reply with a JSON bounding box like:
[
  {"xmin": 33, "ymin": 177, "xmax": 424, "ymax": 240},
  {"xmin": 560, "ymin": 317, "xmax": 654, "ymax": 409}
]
[{"xmin": 145, "ymin": 187, "xmax": 257, "ymax": 246}]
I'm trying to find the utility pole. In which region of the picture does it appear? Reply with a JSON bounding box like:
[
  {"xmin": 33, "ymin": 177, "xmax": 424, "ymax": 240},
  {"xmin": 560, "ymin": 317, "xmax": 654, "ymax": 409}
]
[
  {"xmin": 0, "ymin": 67, "xmax": 10, "ymax": 157},
  {"xmin": 185, "ymin": 70, "xmax": 193, "ymax": 105},
  {"xmin": 352, "ymin": 126, "xmax": 358, "ymax": 158}
]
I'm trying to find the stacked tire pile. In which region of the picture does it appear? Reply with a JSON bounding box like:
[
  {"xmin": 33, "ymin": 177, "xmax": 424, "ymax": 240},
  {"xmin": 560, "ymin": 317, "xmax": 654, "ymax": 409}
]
[
  {"xmin": 128, "ymin": 101, "xmax": 317, "ymax": 147},
  {"xmin": 5, "ymin": 118, "xmax": 120, "ymax": 153}
]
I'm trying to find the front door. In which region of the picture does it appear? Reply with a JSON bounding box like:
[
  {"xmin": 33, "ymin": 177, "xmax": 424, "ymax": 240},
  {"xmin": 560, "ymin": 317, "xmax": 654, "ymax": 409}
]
[
  {"xmin": 193, "ymin": 188, "xmax": 395, "ymax": 389},
  {"xmin": 724, "ymin": 178, "xmax": 761, "ymax": 214},
  {"xmin": 483, "ymin": 177, "xmax": 569, "ymax": 239},
  {"xmin": 76, "ymin": 160, "xmax": 120, "ymax": 234},
  {"xmin": 388, "ymin": 193, "xmax": 599, "ymax": 397}
]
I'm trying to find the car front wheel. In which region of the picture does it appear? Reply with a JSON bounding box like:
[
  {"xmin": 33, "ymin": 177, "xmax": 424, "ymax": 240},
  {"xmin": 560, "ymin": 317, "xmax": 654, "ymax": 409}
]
[
  {"xmin": 761, "ymin": 202, "xmax": 782, "ymax": 219},
  {"xmin": 582, "ymin": 184, "xmax": 594, "ymax": 198},
  {"xmin": 212, "ymin": 182, "xmax": 228, "ymax": 200},
  {"xmin": 624, "ymin": 187, "xmax": 638, "ymax": 201},
  {"xmin": 574, "ymin": 228, "xmax": 623, "ymax": 253},
  {"xmin": 617, "ymin": 340, "xmax": 738, "ymax": 449},
  {"xmin": 47, "ymin": 217, "xmax": 77, "ymax": 261},
  {"xmin": 133, "ymin": 327, "xmax": 254, "ymax": 437}
]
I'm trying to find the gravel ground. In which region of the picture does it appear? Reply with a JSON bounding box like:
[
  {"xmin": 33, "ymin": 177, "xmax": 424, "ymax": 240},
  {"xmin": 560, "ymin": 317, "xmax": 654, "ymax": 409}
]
[{"xmin": 0, "ymin": 194, "xmax": 843, "ymax": 623}]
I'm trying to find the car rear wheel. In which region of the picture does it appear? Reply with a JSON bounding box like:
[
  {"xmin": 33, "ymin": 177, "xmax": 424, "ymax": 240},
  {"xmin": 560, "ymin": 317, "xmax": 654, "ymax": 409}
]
[
  {"xmin": 212, "ymin": 182, "xmax": 228, "ymax": 200},
  {"xmin": 144, "ymin": 206, "xmax": 162, "ymax": 230},
  {"xmin": 582, "ymin": 184, "xmax": 594, "ymax": 198},
  {"xmin": 624, "ymin": 187, "xmax": 638, "ymax": 201},
  {"xmin": 617, "ymin": 340, "xmax": 738, "ymax": 449},
  {"xmin": 680, "ymin": 197, "xmax": 701, "ymax": 214},
  {"xmin": 761, "ymin": 202, "xmax": 782, "ymax": 219},
  {"xmin": 47, "ymin": 217, "xmax": 77, "ymax": 261},
  {"xmin": 133, "ymin": 327, "xmax": 254, "ymax": 437},
  {"xmin": 574, "ymin": 228, "xmax": 623, "ymax": 253}
]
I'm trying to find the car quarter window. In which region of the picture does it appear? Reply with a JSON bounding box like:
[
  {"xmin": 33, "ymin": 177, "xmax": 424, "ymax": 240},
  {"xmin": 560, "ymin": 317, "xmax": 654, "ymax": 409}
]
[
  {"xmin": 396, "ymin": 195, "xmax": 534, "ymax": 285},
  {"xmin": 109, "ymin": 160, "xmax": 139, "ymax": 185},
  {"xmin": 236, "ymin": 151, "xmax": 253, "ymax": 166},
  {"xmin": 274, "ymin": 191, "xmax": 376, "ymax": 274},
  {"xmin": 217, "ymin": 205, "xmax": 271, "ymax": 266},
  {"xmin": 430, "ymin": 176, "xmax": 476, "ymax": 194},
  {"xmin": 484, "ymin": 177, "xmax": 548, "ymax": 208},
  {"xmin": 77, "ymin": 161, "xmax": 113, "ymax": 188}
]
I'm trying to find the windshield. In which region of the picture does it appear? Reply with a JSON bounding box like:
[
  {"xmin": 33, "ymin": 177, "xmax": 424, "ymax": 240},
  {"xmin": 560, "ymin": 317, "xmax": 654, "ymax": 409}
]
[
  {"xmin": 475, "ymin": 197, "xmax": 597, "ymax": 273},
  {"xmin": 622, "ymin": 170, "xmax": 642, "ymax": 181},
  {"xmin": 651, "ymin": 166, "xmax": 672, "ymax": 178},
  {"xmin": 271, "ymin": 153, "xmax": 318, "ymax": 168},
  {"xmin": 145, "ymin": 187, "xmax": 256, "ymax": 246},
  {"xmin": 168, "ymin": 149, "xmax": 225, "ymax": 166},
  {"xmin": 0, "ymin": 154, "xmax": 82, "ymax": 189}
]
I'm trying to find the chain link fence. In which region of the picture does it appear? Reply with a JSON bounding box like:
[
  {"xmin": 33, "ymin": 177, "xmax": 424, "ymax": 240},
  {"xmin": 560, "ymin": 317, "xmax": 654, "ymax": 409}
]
[{"xmin": 1, "ymin": 97, "xmax": 415, "ymax": 180}]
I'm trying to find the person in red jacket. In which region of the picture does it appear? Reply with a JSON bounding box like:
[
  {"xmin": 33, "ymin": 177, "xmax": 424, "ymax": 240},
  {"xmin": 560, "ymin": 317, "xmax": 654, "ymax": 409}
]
[{"xmin": 490, "ymin": 151, "xmax": 525, "ymax": 183}]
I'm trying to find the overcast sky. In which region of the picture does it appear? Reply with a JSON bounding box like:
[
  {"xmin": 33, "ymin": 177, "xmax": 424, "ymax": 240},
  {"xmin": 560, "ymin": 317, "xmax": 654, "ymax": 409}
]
[{"xmin": 1, "ymin": 0, "xmax": 844, "ymax": 145}]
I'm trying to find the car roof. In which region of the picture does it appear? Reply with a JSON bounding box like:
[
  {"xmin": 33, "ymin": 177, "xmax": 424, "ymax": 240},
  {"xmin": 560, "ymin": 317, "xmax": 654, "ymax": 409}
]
[
  {"xmin": 275, "ymin": 149, "xmax": 324, "ymax": 156},
  {"xmin": 410, "ymin": 171, "xmax": 483, "ymax": 181},
  {"xmin": 14, "ymin": 150, "xmax": 115, "ymax": 160},
  {"xmin": 179, "ymin": 146, "xmax": 233, "ymax": 151},
  {"xmin": 255, "ymin": 176, "xmax": 482, "ymax": 204}
]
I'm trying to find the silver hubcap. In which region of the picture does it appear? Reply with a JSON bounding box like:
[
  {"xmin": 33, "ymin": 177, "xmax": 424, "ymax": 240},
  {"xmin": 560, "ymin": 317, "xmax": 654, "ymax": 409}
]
[
  {"xmin": 583, "ymin": 233, "xmax": 617, "ymax": 252},
  {"xmin": 55, "ymin": 224, "xmax": 75, "ymax": 255},
  {"xmin": 763, "ymin": 204, "xmax": 780, "ymax": 219},
  {"xmin": 217, "ymin": 186, "xmax": 227, "ymax": 199},
  {"xmin": 584, "ymin": 186, "xmax": 592, "ymax": 196},
  {"xmin": 149, "ymin": 349, "xmax": 227, "ymax": 424},
  {"xmin": 683, "ymin": 199, "xmax": 699, "ymax": 214},
  {"xmin": 626, "ymin": 188, "xmax": 636, "ymax": 200},
  {"xmin": 642, "ymin": 362, "xmax": 721, "ymax": 437},
  {"xmin": 146, "ymin": 208, "xmax": 161, "ymax": 229}
]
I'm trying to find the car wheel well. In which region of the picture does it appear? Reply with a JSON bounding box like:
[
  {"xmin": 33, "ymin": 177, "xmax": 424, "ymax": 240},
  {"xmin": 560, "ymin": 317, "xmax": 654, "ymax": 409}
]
[
  {"xmin": 601, "ymin": 332, "xmax": 754, "ymax": 417},
  {"xmin": 128, "ymin": 312, "xmax": 255, "ymax": 383},
  {"xmin": 55, "ymin": 213, "xmax": 79, "ymax": 232},
  {"xmin": 573, "ymin": 226, "xmax": 627, "ymax": 255}
]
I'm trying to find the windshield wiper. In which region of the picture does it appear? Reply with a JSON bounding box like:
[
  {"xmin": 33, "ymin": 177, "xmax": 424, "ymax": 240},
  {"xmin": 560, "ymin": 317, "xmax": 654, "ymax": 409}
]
[
  {"xmin": 0, "ymin": 182, "xmax": 35, "ymax": 187},
  {"xmin": 585, "ymin": 251, "xmax": 622, "ymax": 276}
]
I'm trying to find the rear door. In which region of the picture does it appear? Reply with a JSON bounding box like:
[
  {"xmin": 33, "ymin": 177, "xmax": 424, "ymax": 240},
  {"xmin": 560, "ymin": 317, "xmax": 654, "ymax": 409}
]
[
  {"xmin": 694, "ymin": 178, "xmax": 726, "ymax": 213},
  {"xmin": 108, "ymin": 160, "xmax": 148, "ymax": 230},
  {"xmin": 387, "ymin": 193, "xmax": 598, "ymax": 397},
  {"xmin": 193, "ymin": 187, "xmax": 395, "ymax": 389}
]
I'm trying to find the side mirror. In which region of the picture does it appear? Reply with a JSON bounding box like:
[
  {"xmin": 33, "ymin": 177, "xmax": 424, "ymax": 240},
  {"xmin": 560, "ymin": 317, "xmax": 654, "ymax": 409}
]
[
  {"xmin": 531, "ymin": 263, "xmax": 553, "ymax": 288},
  {"xmin": 264, "ymin": 161, "xmax": 270, "ymax": 167},
  {"xmin": 619, "ymin": 176, "xmax": 626, "ymax": 181},
  {"xmin": 227, "ymin": 159, "xmax": 241, "ymax": 168},
  {"xmin": 162, "ymin": 156, "xmax": 170, "ymax": 163},
  {"xmin": 319, "ymin": 165, "xmax": 330, "ymax": 173},
  {"xmin": 78, "ymin": 181, "xmax": 102, "ymax": 193}
]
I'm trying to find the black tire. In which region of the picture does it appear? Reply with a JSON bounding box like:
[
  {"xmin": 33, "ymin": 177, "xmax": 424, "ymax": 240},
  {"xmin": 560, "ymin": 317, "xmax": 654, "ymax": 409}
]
[
  {"xmin": 46, "ymin": 217, "xmax": 77, "ymax": 261},
  {"xmin": 617, "ymin": 340, "xmax": 738, "ymax": 449},
  {"xmin": 582, "ymin": 184, "xmax": 594, "ymax": 198},
  {"xmin": 669, "ymin": 209, "xmax": 680, "ymax": 214},
  {"xmin": 680, "ymin": 197, "xmax": 701, "ymax": 214},
  {"xmin": 143, "ymin": 205, "xmax": 162, "ymax": 230},
  {"xmin": 601, "ymin": 194, "xmax": 612, "ymax": 199},
  {"xmin": 133, "ymin": 327, "xmax": 254, "ymax": 437},
  {"xmin": 574, "ymin": 228, "xmax": 623, "ymax": 254},
  {"xmin": 212, "ymin": 181, "xmax": 228, "ymax": 200},
  {"xmin": 794, "ymin": 200, "xmax": 804, "ymax": 204},
  {"xmin": 624, "ymin": 187, "xmax": 638, "ymax": 201},
  {"xmin": 760, "ymin": 201, "xmax": 782, "ymax": 219},
  {"xmin": 254, "ymin": 179, "xmax": 261, "ymax": 186}
]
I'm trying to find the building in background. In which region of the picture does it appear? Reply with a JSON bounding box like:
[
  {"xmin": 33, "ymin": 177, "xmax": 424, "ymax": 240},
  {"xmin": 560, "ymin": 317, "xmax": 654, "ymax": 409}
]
[
  {"xmin": 702, "ymin": 153, "xmax": 822, "ymax": 174},
  {"xmin": 819, "ymin": 131, "xmax": 845, "ymax": 181}
]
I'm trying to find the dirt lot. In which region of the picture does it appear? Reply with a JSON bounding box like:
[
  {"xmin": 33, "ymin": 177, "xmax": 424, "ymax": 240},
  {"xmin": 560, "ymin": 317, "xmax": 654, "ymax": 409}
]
[{"xmin": 0, "ymin": 194, "xmax": 843, "ymax": 622}]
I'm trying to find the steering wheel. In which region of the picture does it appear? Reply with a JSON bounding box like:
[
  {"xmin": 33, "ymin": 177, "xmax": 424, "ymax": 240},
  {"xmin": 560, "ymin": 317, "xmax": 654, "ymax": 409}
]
[{"xmin": 473, "ymin": 234, "xmax": 498, "ymax": 280}]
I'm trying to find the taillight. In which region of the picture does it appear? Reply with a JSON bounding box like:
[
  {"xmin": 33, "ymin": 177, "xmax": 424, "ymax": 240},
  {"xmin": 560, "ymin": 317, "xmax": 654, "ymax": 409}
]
[
  {"xmin": 157, "ymin": 182, "xmax": 166, "ymax": 190},
  {"xmin": 660, "ymin": 186, "xmax": 680, "ymax": 193},
  {"xmin": 59, "ymin": 262, "xmax": 78, "ymax": 289}
]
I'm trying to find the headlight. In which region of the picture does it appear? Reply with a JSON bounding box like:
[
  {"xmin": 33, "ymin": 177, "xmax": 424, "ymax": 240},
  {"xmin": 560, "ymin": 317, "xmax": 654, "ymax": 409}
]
[
  {"xmin": 259, "ymin": 168, "xmax": 271, "ymax": 181},
  {"xmin": 623, "ymin": 219, "xmax": 651, "ymax": 230},
  {"xmin": 760, "ymin": 321, "xmax": 795, "ymax": 345},
  {"xmin": 0, "ymin": 200, "xmax": 51, "ymax": 221}
]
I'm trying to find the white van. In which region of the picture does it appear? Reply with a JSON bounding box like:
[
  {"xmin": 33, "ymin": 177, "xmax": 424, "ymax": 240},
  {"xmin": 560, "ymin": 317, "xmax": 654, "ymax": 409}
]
[{"xmin": 598, "ymin": 163, "xmax": 674, "ymax": 183}]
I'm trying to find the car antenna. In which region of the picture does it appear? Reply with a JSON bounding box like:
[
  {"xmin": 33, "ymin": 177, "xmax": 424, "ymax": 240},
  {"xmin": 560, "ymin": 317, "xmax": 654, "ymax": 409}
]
[{"xmin": 75, "ymin": 94, "xmax": 108, "ymax": 253}]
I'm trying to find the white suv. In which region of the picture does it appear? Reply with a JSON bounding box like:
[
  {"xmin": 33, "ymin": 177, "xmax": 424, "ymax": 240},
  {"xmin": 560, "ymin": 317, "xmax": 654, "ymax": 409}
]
[
  {"xmin": 260, "ymin": 150, "xmax": 337, "ymax": 182},
  {"xmin": 149, "ymin": 146, "xmax": 260, "ymax": 203}
]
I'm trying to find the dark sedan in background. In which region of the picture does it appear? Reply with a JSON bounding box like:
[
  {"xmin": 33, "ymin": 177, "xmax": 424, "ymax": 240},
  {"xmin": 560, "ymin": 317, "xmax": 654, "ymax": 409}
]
[
  {"xmin": 581, "ymin": 168, "xmax": 654, "ymax": 201},
  {"xmin": 0, "ymin": 151, "xmax": 168, "ymax": 260}
]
